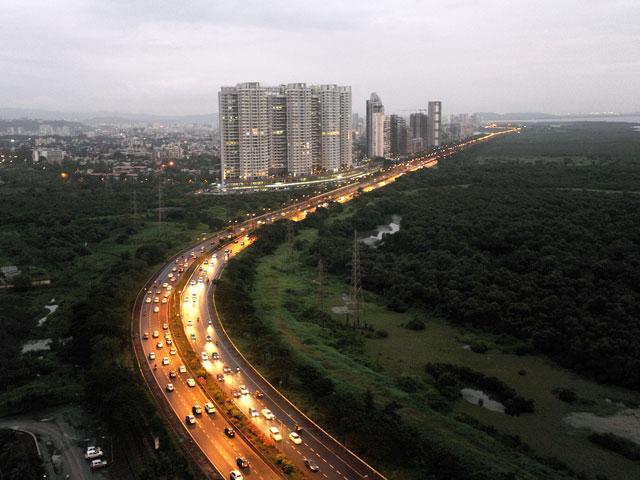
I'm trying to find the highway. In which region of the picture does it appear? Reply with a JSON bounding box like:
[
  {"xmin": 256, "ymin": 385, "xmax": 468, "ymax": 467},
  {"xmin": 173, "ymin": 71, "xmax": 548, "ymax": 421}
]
[{"xmin": 132, "ymin": 129, "xmax": 518, "ymax": 480}]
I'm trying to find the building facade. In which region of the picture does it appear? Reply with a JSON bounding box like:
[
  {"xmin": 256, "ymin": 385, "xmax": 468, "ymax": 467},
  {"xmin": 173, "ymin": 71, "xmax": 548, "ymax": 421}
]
[
  {"xmin": 366, "ymin": 92, "xmax": 384, "ymax": 158},
  {"xmin": 219, "ymin": 82, "xmax": 352, "ymax": 181},
  {"xmin": 427, "ymin": 101, "xmax": 442, "ymax": 148}
]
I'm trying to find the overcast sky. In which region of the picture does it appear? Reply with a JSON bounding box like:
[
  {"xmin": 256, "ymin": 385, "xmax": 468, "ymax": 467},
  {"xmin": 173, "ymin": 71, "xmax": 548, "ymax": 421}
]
[{"xmin": 2, "ymin": 0, "xmax": 639, "ymax": 116}]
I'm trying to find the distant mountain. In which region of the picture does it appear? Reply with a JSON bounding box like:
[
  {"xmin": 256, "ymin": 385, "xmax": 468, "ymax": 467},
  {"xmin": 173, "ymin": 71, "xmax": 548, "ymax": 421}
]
[{"xmin": 0, "ymin": 108, "xmax": 217, "ymax": 127}]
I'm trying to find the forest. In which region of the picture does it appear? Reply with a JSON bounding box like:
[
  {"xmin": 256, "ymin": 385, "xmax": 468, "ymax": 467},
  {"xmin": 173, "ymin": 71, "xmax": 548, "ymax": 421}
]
[{"xmin": 305, "ymin": 122, "xmax": 640, "ymax": 390}]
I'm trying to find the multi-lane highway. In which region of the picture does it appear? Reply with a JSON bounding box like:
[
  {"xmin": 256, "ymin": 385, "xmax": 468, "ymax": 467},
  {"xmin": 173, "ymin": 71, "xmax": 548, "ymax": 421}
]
[{"xmin": 132, "ymin": 129, "xmax": 518, "ymax": 480}]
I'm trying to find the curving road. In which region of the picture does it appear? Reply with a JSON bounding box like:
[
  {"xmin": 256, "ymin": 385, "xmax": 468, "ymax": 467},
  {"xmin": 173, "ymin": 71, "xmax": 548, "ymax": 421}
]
[{"xmin": 133, "ymin": 129, "xmax": 518, "ymax": 480}]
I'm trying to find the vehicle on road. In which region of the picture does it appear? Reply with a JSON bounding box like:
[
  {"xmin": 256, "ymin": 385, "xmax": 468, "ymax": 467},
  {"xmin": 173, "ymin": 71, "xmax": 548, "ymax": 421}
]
[
  {"xmin": 289, "ymin": 432, "xmax": 302, "ymax": 444},
  {"xmin": 269, "ymin": 426, "xmax": 282, "ymax": 441},
  {"xmin": 261, "ymin": 409, "xmax": 274, "ymax": 420},
  {"xmin": 231, "ymin": 388, "xmax": 241, "ymax": 398},
  {"xmin": 206, "ymin": 335, "xmax": 213, "ymax": 342},
  {"xmin": 162, "ymin": 298, "xmax": 168, "ymax": 304},
  {"xmin": 148, "ymin": 352, "xmax": 156, "ymax": 360},
  {"xmin": 229, "ymin": 470, "xmax": 243, "ymax": 480},
  {"xmin": 170, "ymin": 347, "xmax": 177, "ymax": 355},
  {"xmin": 156, "ymin": 341, "xmax": 163, "ymax": 349},
  {"xmin": 90, "ymin": 459, "xmax": 108, "ymax": 470},
  {"xmin": 145, "ymin": 297, "xmax": 151, "ymax": 303},
  {"xmin": 255, "ymin": 389, "xmax": 264, "ymax": 399},
  {"xmin": 236, "ymin": 457, "xmax": 250, "ymax": 469},
  {"xmin": 192, "ymin": 404, "xmax": 202, "ymax": 416},
  {"xmin": 143, "ymin": 332, "xmax": 149, "ymax": 340},
  {"xmin": 162, "ymin": 323, "xmax": 169, "ymax": 330},
  {"xmin": 201, "ymin": 352, "xmax": 209, "ymax": 361},
  {"xmin": 153, "ymin": 306, "xmax": 160, "ymax": 313},
  {"xmin": 249, "ymin": 407, "xmax": 259, "ymax": 417},
  {"xmin": 179, "ymin": 365, "xmax": 187, "ymax": 373},
  {"xmin": 162, "ymin": 357, "xmax": 170, "ymax": 366},
  {"xmin": 211, "ymin": 351, "xmax": 219, "ymax": 360},
  {"xmin": 185, "ymin": 414, "xmax": 196, "ymax": 425},
  {"xmin": 223, "ymin": 365, "xmax": 232, "ymax": 374},
  {"xmin": 152, "ymin": 330, "xmax": 159, "ymax": 338},
  {"xmin": 166, "ymin": 383, "xmax": 174, "ymax": 392},
  {"xmin": 169, "ymin": 370, "xmax": 177, "ymax": 379},
  {"xmin": 84, "ymin": 446, "xmax": 103, "ymax": 459},
  {"xmin": 204, "ymin": 402, "xmax": 215, "ymax": 414},
  {"xmin": 216, "ymin": 374, "xmax": 225, "ymax": 382},
  {"xmin": 240, "ymin": 385, "xmax": 249, "ymax": 395},
  {"xmin": 190, "ymin": 333, "xmax": 197, "ymax": 341},
  {"xmin": 224, "ymin": 427, "xmax": 235, "ymax": 438},
  {"xmin": 154, "ymin": 297, "xmax": 159, "ymax": 303},
  {"xmin": 186, "ymin": 378, "xmax": 196, "ymax": 387},
  {"xmin": 304, "ymin": 458, "xmax": 320, "ymax": 472}
]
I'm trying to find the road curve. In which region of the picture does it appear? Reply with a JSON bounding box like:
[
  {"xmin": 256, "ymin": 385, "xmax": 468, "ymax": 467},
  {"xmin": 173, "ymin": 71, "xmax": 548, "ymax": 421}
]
[{"xmin": 133, "ymin": 129, "xmax": 517, "ymax": 480}]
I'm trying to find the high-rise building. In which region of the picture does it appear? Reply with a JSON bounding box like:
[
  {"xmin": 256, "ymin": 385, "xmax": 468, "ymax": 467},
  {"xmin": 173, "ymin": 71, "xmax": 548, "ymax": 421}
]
[
  {"xmin": 389, "ymin": 115, "xmax": 408, "ymax": 157},
  {"xmin": 366, "ymin": 92, "xmax": 384, "ymax": 158},
  {"xmin": 409, "ymin": 113, "xmax": 428, "ymax": 145},
  {"xmin": 219, "ymin": 82, "xmax": 352, "ymax": 181},
  {"xmin": 427, "ymin": 101, "xmax": 442, "ymax": 148}
]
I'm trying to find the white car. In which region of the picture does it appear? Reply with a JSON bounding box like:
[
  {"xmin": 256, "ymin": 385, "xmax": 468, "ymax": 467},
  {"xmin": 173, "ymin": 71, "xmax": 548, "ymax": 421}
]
[
  {"xmin": 187, "ymin": 319, "xmax": 193, "ymax": 326},
  {"xmin": 204, "ymin": 402, "xmax": 216, "ymax": 414},
  {"xmin": 162, "ymin": 282, "xmax": 168, "ymax": 288},
  {"xmin": 166, "ymin": 383, "xmax": 174, "ymax": 392},
  {"xmin": 190, "ymin": 280, "xmax": 196, "ymax": 286},
  {"xmin": 166, "ymin": 285, "xmax": 172, "ymax": 291},
  {"xmin": 153, "ymin": 306, "xmax": 160, "ymax": 313},
  {"xmin": 269, "ymin": 426, "xmax": 282, "ymax": 441},
  {"xmin": 179, "ymin": 365, "xmax": 187, "ymax": 373},
  {"xmin": 162, "ymin": 323, "xmax": 169, "ymax": 330},
  {"xmin": 152, "ymin": 330, "xmax": 159, "ymax": 338},
  {"xmin": 190, "ymin": 333, "xmax": 197, "ymax": 341},
  {"xmin": 249, "ymin": 407, "xmax": 259, "ymax": 417},
  {"xmin": 90, "ymin": 459, "xmax": 107, "ymax": 470},
  {"xmin": 170, "ymin": 347, "xmax": 177, "ymax": 355},
  {"xmin": 156, "ymin": 342, "xmax": 163, "ymax": 349},
  {"xmin": 230, "ymin": 470, "xmax": 243, "ymax": 480},
  {"xmin": 161, "ymin": 298, "xmax": 168, "ymax": 304},
  {"xmin": 84, "ymin": 447, "xmax": 103, "ymax": 459},
  {"xmin": 185, "ymin": 414, "xmax": 196, "ymax": 425},
  {"xmin": 148, "ymin": 352, "xmax": 156, "ymax": 360},
  {"xmin": 198, "ymin": 277, "xmax": 204, "ymax": 283},
  {"xmin": 240, "ymin": 385, "xmax": 249, "ymax": 395},
  {"xmin": 162, "ymin": 356, "xmax": 170, "ymax": 366},
  {"xmin": 186, "ymin": 378, "xmax": 196, "ymax": 387},
  {"xmin": 184, "ymin": 297, "xmax": 189, "ymax": 304},
  {"xmin": 154, "ymin": 297, "xmax": 159, "ymax": 303},
  {"xmin": 289, "ymin": 431, "xmax": 302, "ymax": 444},
  {"xmin": 145, "ymin": 297, "xmax": 151, "ymax": 303},
  {"xmin": 201, "ymin": 352, "xmax": 209, "ymax": 361},
  {"xmin": 261, "ymin": 409, "xmax": 274, "ymax": 420}
]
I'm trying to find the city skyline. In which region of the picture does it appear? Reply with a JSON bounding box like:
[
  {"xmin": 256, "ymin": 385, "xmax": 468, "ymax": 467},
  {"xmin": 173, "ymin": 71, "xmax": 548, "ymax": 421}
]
[{"xmin": 2, "ymin": 1, "xmax": 639, "ymax": 116}]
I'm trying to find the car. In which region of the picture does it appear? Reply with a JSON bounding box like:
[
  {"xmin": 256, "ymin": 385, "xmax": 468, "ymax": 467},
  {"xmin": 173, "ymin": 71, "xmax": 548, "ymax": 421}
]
[
  {"xmin": 211, "ymin": 352, "xmax": 220, "ymax": 360},
  {"xmin": 192, "ymin": 404, "xmax": 202, "ymax": 416},
  {"xmin": 289, "ymin": 432, "xmax": 302, "ymax": 444},
  {"xmin": 142, "ymin": 332, "xmax": 149, "ymax": 340},
  {"xmin": 201, "ymin": 352, "xmax": 209, "ymax": 361},
  {"xmin": 155, "ymin": 289, "xmax": 161, "ymax": 294},
  {"xmin": 212, "ymin": 253, "xmax": 217, "ymax": 260},
  {"xmin": 304, "ymin": 458, "xmax": 320, "ymax": 472},
  {"xmin": 170, "ymin": 347, "xmax": 177, "ymax": 355},
  {"xmin": 261, "ymin": 409, "xmax": 274, "ymax": 420},
  {"xmin": 255, "ymin": 389, "xmax": 264, "ymax": 399},
  {"xmin": 90, "ymin": 459, "xmax": 108, "ymax": 470},
  {"xmin": 172, "ymin": 267, "xmax": 177, "ymax": 272},
  {"xmin": 84, "ymin": 446, "xmax": 103, "ymax": 459},
  {"xmin": 154, "ymin": 297, "xmax": 159, "ymax": 303},
  {"xmin": 184, "ymin": 297, "xmax": 189, "ymax": 303},
  {"xmin": 185, "ymin": 414, "xmax": 196, "ymax": 425},
  {"xmin": 203, "ymin": 259, "xmax": 208, "ymax": 265},
  {"xmin": 179, "ymin": 365, "xmax": 187, "ymax": 373},
  {"xmin": 162, "ymin": 356, "xmax": 170, "ymax": 366},
  {"xmin": 153, "ymin": 306, "xmax": 160, "ymax": 313},
  {"xmin": 269, "ymin": 426, "xmax": 282, "ymax": 441},
  {"xmin": 156, "ymin": 341, "xmax": 163, "ymax": 349},
  {"xmin": 249, "ymin": 407, "xmax": 259, "ymax": 417},
  {"xmin": 166, "ymin": 285, "xmax": 172, "ymax": 291},
  {"xmin": 161, "ymin": 297, "xmax": 168, "ymax": 304},
  {"xmin": 190, "ymin": 280, "xmax": 196, "ymax": 286},
  {"xmin": 223, "ymin": 365, "xmax": 232, "ymax": 374},
  {"xmin": 198, "ymin": 277, "xmax": 204, "ymax": 283},
  {"xmin": 186, "ymin": 378, "xmax": 196, "ymax": 387},
  {"xmin": 206, "ymin": 335, "xmax": 213, "ymax": 342},
  {"xmin": 240, "ymin": 385, "xmax": 249, "ymax": 395},
  {"xmin": 224, "ymin": 427, "xmax": 235, "ymax": 438},
  {"xmin": 152, "ymin": 330, "xmax": 159, "ymax": 338},
  {"xmin": 145, "ymin": 297, "xmax": 151, "ymax": 303},
  {"xmin": 236, "ymin": 457, "xmax": 249, "ymax": 469},
  {"xmin": 216, "ymin": 374, "xmax": 225, "ymax": 382},
  {"xmin": 204, "ymin": 402, "xmax": 216, "ymax": 414},
  {"xmin": 208, "ymin": 319, "xmax": 213, "ymax": 325},
  {"xmin": 148, "ymin": 352, "xmax": 156, "ymax": 360},
  {"xmin": 190, "ymin": 333, "xmax": 197, "ymax": 341},
  {"xmin": 231, "ymin": 388, "xmax": 241, "ymax": 398},
  {"xmin": 229, "ymin": 470, "xmax": 243, "ymax": 480},
  {"xmin": 187, "ymin": 319, "xmax": 193, "ymax": 326},
  {"xmin": 166, "ymin": 338, "xmax": 172, "ymax": 346},
  {"xmin": 166, "ymin": 383, "xmax": 174, "ymax": 392},
  {"xmin": 162, "ymin": 282, "xmax": 168, "ymax": 288},
  {"xmin": 169, "ymin": 370, "xmax": 177, "ymax": 379}
]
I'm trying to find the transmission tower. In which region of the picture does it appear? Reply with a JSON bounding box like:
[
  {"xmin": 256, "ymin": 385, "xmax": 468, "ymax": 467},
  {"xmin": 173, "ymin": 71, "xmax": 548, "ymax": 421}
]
[
  {"xmin": 350, "ymin": 230, "xmax": 364, "ymax": 328},
  {"xmin": 157, "ymin": 170, "xmax": 163, "ymax": 237},
  {"xmin": 317, "ymin": 258, "xmax": 325, "ymax": 319}
]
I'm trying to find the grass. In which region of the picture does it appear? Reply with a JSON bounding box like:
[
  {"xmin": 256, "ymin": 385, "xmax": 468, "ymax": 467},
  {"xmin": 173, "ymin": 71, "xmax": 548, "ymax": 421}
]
[{"xmin": 246, "ymin": 227, "xmax": 640, "ymax": 480}]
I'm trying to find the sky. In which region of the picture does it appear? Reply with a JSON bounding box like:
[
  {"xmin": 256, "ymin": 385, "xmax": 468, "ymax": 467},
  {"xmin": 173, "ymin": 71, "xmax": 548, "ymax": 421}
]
[{"xmin": 2, "ymin": 0, "xmax": 639, "ymax": 116}]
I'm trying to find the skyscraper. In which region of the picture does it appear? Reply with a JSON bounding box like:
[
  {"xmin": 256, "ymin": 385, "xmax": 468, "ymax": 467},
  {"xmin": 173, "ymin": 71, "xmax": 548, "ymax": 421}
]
[
  {"xmin": 366, "ymin": 92, "xmax": 384, "ymax": 158},
  {"xmin": 427, "ymin": 101, "xmax": 442, "ymax": 148},
  {"xmin": 389, "ymin": 115, "xmax": 408, "ymax": 157},
  {"xmin": 219, "ymin": 83, "xmax": 352, "ymax": 181},
  {"xmin": 409, "ymin": 113, "xmax": 428, "ymax": 145}
]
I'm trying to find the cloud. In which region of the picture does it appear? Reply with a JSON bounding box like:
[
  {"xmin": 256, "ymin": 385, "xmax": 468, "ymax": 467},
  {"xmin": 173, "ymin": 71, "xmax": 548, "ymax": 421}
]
[{"xmin": 1, "ymin": 0, "xmax": 638, "ymax": 115}]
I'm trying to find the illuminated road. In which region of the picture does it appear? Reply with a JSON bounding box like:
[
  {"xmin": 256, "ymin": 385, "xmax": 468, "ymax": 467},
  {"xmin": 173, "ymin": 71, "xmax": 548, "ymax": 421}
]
[{"xmin": 133, "ymin": 129, "xmax": 517, "ymax": 479}]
